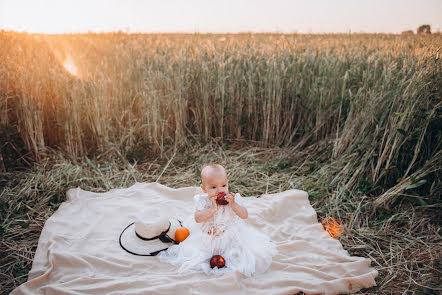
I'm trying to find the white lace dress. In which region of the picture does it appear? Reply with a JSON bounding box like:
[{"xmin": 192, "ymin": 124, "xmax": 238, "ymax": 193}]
[{"xmin": 157, "ymin": 193, "xmax": 278, "ymax": 277}]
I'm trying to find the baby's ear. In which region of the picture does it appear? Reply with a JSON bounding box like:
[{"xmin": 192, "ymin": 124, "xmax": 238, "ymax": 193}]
[{"xmin": 200, "ymin": 184, "xmax": 206, "ymax": 193}]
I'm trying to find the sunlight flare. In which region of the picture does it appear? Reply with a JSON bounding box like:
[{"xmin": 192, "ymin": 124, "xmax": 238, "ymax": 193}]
[{"xmin": 62, "ymin": 55, "xmax": 79, "ymax": 77}]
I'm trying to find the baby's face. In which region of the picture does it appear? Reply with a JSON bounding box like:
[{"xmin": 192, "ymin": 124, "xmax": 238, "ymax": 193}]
[{"xmin": 201, "ymin": 171, "xmax": 229, "ymax": 198}]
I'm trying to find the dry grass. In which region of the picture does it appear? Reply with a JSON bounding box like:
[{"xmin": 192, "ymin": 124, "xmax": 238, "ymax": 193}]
[
  {"xmin": 0, "ymin": 32, "xmax": 441, "ymax": 294},
  {"xmin": 1, "ymin": 139, "xmax": 440, "ymax": 294}
]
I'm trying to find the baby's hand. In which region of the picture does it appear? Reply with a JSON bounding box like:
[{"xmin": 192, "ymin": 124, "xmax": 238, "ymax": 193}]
[
  {"xmin": 209, "ymin": 194, "xmax": 218, "ymax": 209},
  {"xmin": 225, "ymin": 192, "xmax": 236, "ymax": 205}
]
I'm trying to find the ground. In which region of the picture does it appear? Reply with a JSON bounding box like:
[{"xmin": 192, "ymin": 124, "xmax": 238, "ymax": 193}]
[{"xmin": 1, "ymin": 138, "xmax": 440, "ymax": 294}]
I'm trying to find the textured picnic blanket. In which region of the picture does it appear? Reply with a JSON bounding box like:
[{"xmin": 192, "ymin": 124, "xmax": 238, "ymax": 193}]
[{"xmin": 11, "ymin": 182, "xmax": 378, "ymax": 295}]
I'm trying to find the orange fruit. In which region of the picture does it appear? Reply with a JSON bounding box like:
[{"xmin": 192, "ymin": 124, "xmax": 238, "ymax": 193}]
[
  {"xmin": 175, "ymin": 227, "xmax": 190, "ymax": 242},
  {"xmin": 321, "ymin": 216, "xmax": 343, "ymax": 239}
]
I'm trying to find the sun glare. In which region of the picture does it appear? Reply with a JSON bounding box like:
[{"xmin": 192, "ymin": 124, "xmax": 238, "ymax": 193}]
[{"xmin": 62, "ymin": 55, "xmax": 79, "ymax": 77}]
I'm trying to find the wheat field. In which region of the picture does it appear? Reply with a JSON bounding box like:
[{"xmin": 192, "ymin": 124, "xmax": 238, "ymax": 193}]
[{"xmin": 0, "ymin": 32, "xmax": 441, "ymax": 294}]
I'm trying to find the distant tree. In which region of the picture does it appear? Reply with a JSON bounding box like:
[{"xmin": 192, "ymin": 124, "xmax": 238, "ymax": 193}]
[
  {"xmin": 401, "ymin": 30, "xmax": 414, "ymax": 35},
  {"xmin": 417, "ymin": 24, "xmax": 431, "ymax": 34}
]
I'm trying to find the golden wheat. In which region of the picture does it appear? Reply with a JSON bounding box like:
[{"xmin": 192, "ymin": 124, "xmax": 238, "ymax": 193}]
[{"xmin": 0, "ymin": 32, "xmax": 440, "ymax": 205}]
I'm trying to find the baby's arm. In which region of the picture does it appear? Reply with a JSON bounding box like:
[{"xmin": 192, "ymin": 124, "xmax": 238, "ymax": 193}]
[
  {"xmin": 194, "ymin": 207, "xmax": 216, "ymax": 223},
  {"xmin": 226, "ymin": 193, "xmax": 248, "ymax": 219},
  {"xmin": 230, "ymin": 202, "xmax": 248, "ymax": 219},
  {"xmin": 194, "ymin": 194, "xmax": 217, "ymax": 223}
]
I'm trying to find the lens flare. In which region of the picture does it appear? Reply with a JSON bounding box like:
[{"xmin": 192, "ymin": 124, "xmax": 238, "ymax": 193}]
[{"xmin": 62, "ymin": 55, "xmax": 79, "ymax": 77}]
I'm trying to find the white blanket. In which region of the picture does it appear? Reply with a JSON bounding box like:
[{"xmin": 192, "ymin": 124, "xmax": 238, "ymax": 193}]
[{"xmin": 11, "ymin": 182, "xmax": 378, "ymax": 295}]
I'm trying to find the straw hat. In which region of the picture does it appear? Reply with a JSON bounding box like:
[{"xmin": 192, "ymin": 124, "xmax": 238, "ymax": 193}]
[{"xmin": 119, "ymin": 209, "xmax": 182, "ymax": 256}]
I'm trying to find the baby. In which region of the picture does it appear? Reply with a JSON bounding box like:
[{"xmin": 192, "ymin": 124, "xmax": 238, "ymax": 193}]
[
  {"xmin": 157, "ymin": 162, "xmax": 277, "ymax": 277},
  {"xmin": 195, "ymin": 164, "xmax": 248, "ymax": 236}
]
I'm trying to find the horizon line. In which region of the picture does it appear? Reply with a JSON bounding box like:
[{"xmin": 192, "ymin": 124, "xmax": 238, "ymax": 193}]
[{"xmin": 1, "ymin": 29, "xmax": 438, "ymax": 36}]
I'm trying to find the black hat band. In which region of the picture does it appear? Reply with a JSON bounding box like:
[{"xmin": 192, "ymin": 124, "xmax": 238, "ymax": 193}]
[{"xmin": 134, "ymin": 219, "xmax": 183, "ymax": 244}]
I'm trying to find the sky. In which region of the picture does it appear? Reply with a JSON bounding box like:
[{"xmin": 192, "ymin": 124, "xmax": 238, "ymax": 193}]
[{"xmin": 0, "ymin": 0, "xmax": 441, "ymax": 34}]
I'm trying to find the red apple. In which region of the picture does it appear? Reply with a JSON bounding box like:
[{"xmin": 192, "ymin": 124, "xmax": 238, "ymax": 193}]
[
  {"xmin": 210, "ymin": 255, "xmax": 226, "ymax": 269},
  {"xmin": 216, "ymin": 192, "xmax": 229, "ymax": 205}
]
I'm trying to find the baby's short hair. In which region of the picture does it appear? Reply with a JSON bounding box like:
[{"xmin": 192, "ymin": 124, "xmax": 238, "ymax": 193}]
[{"xmin": 200, "ymin": 163, "xmax": 226, "ymax": 182}]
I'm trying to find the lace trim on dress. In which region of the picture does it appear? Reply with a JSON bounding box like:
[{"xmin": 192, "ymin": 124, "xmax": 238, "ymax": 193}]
[{"xmin": 194, "ymin": 193, "xmax": 245, "ymax": 237}]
